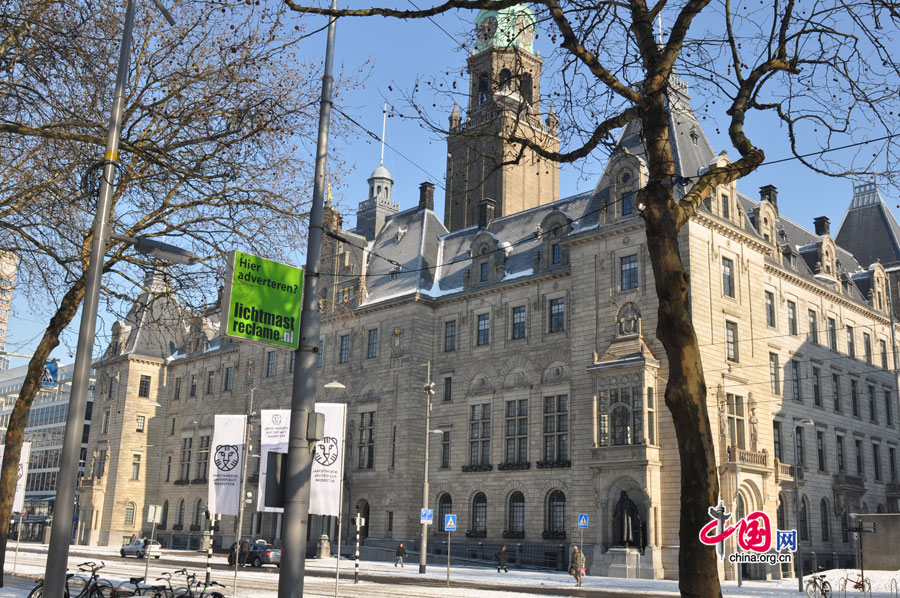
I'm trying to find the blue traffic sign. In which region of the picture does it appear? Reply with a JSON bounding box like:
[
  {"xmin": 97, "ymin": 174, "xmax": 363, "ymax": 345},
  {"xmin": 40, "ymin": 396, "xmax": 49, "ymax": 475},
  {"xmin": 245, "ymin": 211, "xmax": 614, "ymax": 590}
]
[
  {"xmin": 577, "ymin": 513, "xmax": 589, "ymax": 528},
  {"xmin": 421, "ymin": 508, "xmax": 434, "ymax": 525},
  {"xmin": 444, "ymin": 514, "xmax": 457, "ymax": 531}
]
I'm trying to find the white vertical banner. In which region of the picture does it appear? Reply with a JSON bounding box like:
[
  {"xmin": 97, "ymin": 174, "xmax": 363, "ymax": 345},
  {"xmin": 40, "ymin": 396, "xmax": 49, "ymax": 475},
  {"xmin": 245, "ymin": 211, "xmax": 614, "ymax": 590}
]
[
  {"xmin": 309, "ymin": 402, "xmax": 347, "ymax": 516},
  {"xmin": 209, "ymin": 414, "xmax": 246, "ymax": 516},
  {"xmin": 0, "ymin": 441, "xmax": 30, "ymax": 513},
  {"xmin": 257, "ymin": 409, "xmax": 290, "ymax": 513}
]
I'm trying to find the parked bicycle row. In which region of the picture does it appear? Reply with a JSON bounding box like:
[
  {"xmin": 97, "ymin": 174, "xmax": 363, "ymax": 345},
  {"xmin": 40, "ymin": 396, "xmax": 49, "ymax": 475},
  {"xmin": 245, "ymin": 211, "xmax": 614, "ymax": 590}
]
[{"xmin": 26, "ymin": 561, "xmax": 227, "ymax": 598}]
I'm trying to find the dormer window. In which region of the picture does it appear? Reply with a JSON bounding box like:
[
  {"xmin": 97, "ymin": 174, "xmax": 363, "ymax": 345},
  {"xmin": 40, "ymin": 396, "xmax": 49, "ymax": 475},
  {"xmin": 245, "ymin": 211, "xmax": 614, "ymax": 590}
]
[
  {"xmin": 622, "ymin": 192, "xmax": 633, "ymax": 216},
  {"xmin": 480, "ymin": 262, "xmax": 489, "ymax": 282},
  {"xmin": 721, "ymin": 194, "xmax": 730, "ymax": 219},
  {"xmin": 552, "ymin": 243, "xmax": 562, "ymax": 265}
]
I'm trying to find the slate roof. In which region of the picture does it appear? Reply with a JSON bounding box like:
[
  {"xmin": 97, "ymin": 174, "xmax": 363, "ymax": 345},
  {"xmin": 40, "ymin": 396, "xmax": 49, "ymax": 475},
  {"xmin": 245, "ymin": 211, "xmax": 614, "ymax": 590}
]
[{"xmin": 835, "ymin": 182, "xmax": 900, "ymax": 268}]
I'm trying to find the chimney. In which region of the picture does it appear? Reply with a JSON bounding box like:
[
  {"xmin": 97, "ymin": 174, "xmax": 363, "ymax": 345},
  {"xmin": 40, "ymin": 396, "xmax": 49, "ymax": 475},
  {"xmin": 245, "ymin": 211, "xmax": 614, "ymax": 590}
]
[
  {"xmin": 759, "ymin": 185, "xmax": 778, "ymax": 212},
  {"xmin": 478, "ymin": 198, "xmax": 496, "ymax": 229},
  {"xmin": 813, "ymin": 216, "xmax": 830, "ymax": 236},
  {"xmin": 418, "ymin": 181, "xmax": 435, "ymax": 211}
]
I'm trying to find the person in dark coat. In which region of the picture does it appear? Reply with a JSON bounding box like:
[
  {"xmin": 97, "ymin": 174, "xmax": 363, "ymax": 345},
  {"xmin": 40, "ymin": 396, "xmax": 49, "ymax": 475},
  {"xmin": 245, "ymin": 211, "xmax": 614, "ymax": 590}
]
[
  {"xmin": 239, "ymin": 538, "xmax": 250, "ymax": 566},
  {"xmin": 495, "ymin": 545, "xmax": 509, "ymax": 573},
  {"xmin": 570, "ymin": 546, "xmax": 586, "ymax": 587},
  {"xmin": 395, "ymin": 543, "xmax": 407, "ymax": 567}
]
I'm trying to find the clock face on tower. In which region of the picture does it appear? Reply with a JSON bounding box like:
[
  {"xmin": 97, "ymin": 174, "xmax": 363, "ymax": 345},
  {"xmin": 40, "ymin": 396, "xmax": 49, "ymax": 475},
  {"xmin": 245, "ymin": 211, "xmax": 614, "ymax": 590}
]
[
  {"xmin": 477, "ymin": 16, "xmax": 498, "ymax": 45},
  {"xmin": 515, "ymin": 16, "xmax": 534, "ymax": 47}
]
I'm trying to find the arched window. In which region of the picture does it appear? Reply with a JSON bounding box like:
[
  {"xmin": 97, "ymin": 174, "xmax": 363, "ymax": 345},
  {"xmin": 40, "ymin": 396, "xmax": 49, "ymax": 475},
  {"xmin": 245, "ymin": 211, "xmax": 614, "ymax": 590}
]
[
  {"xmin": 193, "ymin": 499, "xmax": 204, "ymax": 527},
  {"xmin": 612, "ymin": 406, "xmax": 631, "ymax": 445},
  {"xmin": 438, "ymin": 494, "xmax": 452, "ymax": 531},
  {"xmin": 499, "ymin": 68, "xmax": 512, "ymax": 91},
  {"xmin": 799, "ymin": 497, "xmax": 809, "ymax": 542},
  {"xmin": 176, "ymin": 499, "xmax": 185, "ymax": 526},
  {"xmin": 478, "ymin": 74, "xmax": 490, "ymax": 105},
  {"xmin": 521, "ymin": 73, "xmax": 533, "ymax": 104},
  {"xmin": 776, "ymin": 494, "xmax": 786, "ymax": 529},
  {"xmin": 160, "ymin": 500, "xmax": 169, "ymax": 529},
  {"xmin": 508, "ymin": 492, "xmax": 525, "ymax": 533},
  {"xmin": 820, "ymin": 499, "xmax": 830, "ymax": 542},
  {"xmin": 124, "ymin": 502, "xmax": 136, "ymax": 527},
  {"xmin": 547, "ymin": 490, "xmax": 565, "ymax": 533},
  {"xmin": 472, "ymin": 493, "xmax": 487, "ymax": 533}
]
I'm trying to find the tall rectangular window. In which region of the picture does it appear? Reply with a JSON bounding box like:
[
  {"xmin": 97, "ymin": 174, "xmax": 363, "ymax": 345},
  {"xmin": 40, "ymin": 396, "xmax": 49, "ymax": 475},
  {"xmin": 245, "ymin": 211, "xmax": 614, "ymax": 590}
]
[
  {"xmin": 812, "ymin": 368, "xmax": 822, "ymax": 406},
  {"xmin": 873, "ymin": 443, "xmax": 882, "ymax": 481},
  {"xmin": 769, "ymin": 353, "xmax": 780, "ymax": 395},
  {"xmin": 721, "ymin": 194, "xmax": 730, "ymax": 219},
  {"xmin": 795, "ymin": 427, "xmax": 805, "ymax": 467},
  {"xmin": 851, "ymin": 379, "xmax": 860, "ymax": 417},
  {"xmin": 787, "ymin": 301, "xmax": 797, "ymax": 335},
  {"xmin": 131, "ymin": 454, "xmax": 141, "ymax": 480},
  {"xmin": 224, "ymin": 366, "xmax": 233, "ymax": 390},
  {"xmin": 722, "ymin": 257, "xmax": 735, "ymax": 298},
  {"xmin": 864, "ymin": 333, "xmax": 872, "ymax": 364},
  {"xmin": 180, "ymin": 437, "xmax": 192, "ymax": 481},
  {"xmin": 552, "ymin": 243, "xmax": 562, "ymax": 265},
  {"xmin": 444, "ymin": 321, "xmax": 456, "ymax": 352},
  {"xmin": 832, "ymin": 374, "xmax": 842, "ymax": 411},
  {"xmin": 511, "ymin": 306, "xmax": 526, "ymax": 339},
  {"xmin": 367, "ymin": 328, "xmax": 378, "ymax": 359},
  {"xmin": 469, "ymin": 404, "xmax": 491, "ymax": 465},
  {"xmin": 339, "ymin": 335, "xmax": 350, "ymax": 363},
  {"xmin": 480, "ymin": 262, "xmax": 489, "ymax": 282},
  {"xmin": 836, "ymin": 435, "xmax": 845, "ymax": 472},
  {"xmin": 621, "ymin": 255, "xmax": 638, "ymax": 290},
  {"xmin": 109, "ymin": 377, "xmax": 117, "ymax": 400},
  {"xmin": 138, "ymin": 375, "xmax": 151, "ymax": 398},
  {"xmin": 477, "ymin": 313, "xmax": 490, "ymax": 346},
  {"xmin": 505, "ymin": 399, "xmax": 528, "ymax": 464},
  {"xmin": 765, "ymin": 291, "xmax": 776, "ymax": 327},
  {"xmin": 881, "ymin": 339, "xmax": 889, "ymax": 369},
  {"xmin": 773, "ymin": 421, "xmax": 783, "ymax": 461},
  {"xmin": 206, "ymin": 371, "xmax": 215, "ymax": 394},
  {"xmin": 266, "ymin": 350, "xmax": 276, "ymax": 376},
  {"xmin": 817, "ymin": 431, "xmax": 826, "ymax": 472},
  {"xmin": 543, "ymin": 394, "xmax": 569, "ymax": 462},
  {"xmin": 443, "ymin": 376, "xmax": 452, "ymax": 402},
  {"xmin": 549, "ymin": 298, "xmax": 565, "ymax": 333},
  {"xmin": 197, "ymin": 435, "xmax": 210, "ymax": 481},
  {"xmin": 886, "ymin": 390, "xmax": 894, "ymax": 426},
  {"xmin": 173, "ymin": 377, "xmax": 181, "ymax": 401},
  {"xmin": 103, "ymin": 411, "xmax": 109, "ymax": 434},
  {"xmin": 441, "ymin": 431, "xmax": 450, "ymax": 469},
  {"xmin": 727, "ymin": 393, "xmax": 746, "ymax": 450},
  {"xmin": 847, "ymin": 326, "xmax": 856, "ymax": 358},
  {"xmin": 791, "ymin": 360, "xmax": 801, "ymax": 400},
  {"xmin": 189, "ymin": 374, "xmax": 197, "ymax": 397},
  {"xmin": 726, "ymin": 321, "xmax": 739, "ymax": 362},
  {"xmin": 358, "ymin": 411, "xmax": 375, "ymax": 469},
  {"xmin": 646, "ymin": 387, "xmax": 656, "ymax": 445},
  {"xmin": 869, "ymin": 385, "xmax": 877, "ymax": 422},
  {"xmin": 622, "ymin": 192, "xmax": 633, "ymax": 216},
  {"xmin": 889, "ymin": 446, "xmax": 897, "ymax": 482},
  {"xmin": 808, "ymin": 310, "xmax": 819, "ymax": 344},
  {"xmin": 165, "ymin": 456, "xmax": 172, "ymax": 482},
  {"xmin": 855, "ymin": 438, "xmax": 864, "ymax": 477},
  {"xmin": 828, "ymin": 317, "xmax": 838, "ymax": 351},
  {"xmin": 136, "ymin": 415, "xmax": 145, "ymax": 433}
]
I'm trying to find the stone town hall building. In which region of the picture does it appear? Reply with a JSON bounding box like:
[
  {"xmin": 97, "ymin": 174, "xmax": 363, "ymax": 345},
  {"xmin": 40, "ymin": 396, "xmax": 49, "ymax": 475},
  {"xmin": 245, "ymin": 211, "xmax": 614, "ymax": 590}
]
[{"xmin": 76, "ymin": 5, "xmax": 900, "ymax": 581}]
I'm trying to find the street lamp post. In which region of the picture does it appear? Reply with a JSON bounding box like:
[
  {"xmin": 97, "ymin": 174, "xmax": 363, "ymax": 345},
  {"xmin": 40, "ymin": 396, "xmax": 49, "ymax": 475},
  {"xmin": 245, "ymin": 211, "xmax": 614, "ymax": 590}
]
[
  {"xmin": 232, "ymin": 388, "xmax": 255, "ymax": 597},
  {"xmin": 792, "ymin": 418, "xmax": 815, "ymax": 593},
  {"xmin": 419, "ymin": 362, "xmax": 435, "ymax": 574}
]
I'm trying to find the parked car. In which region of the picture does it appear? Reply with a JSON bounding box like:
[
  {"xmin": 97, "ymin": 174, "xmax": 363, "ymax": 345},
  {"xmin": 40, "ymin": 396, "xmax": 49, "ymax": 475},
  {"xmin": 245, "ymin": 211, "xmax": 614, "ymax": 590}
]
[
  {"xmin": 227, "ymin": 541, "xmax": 281, "ymax": 567},
  {"xmin": 120, "ymin": 539, "xmax": 161, "ymax": 559}
]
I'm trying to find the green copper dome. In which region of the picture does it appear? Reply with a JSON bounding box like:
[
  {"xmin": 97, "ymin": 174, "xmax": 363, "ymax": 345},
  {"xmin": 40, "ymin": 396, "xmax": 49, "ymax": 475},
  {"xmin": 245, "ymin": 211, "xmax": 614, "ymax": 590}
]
[{"xmin": 474, "ymin": 4, "xmax": 536, "ymax": 54}]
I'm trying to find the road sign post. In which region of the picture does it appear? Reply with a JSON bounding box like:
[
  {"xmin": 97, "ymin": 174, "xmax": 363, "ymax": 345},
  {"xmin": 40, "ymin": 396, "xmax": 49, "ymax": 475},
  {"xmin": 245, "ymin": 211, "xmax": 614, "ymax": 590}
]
[
  {"xmin": 577, "ymin": 513, "xmax": 589, "ymax": 553},
  {"xmin": 444, "ymin": 514, "xmax": 456, "ymax": 588}
]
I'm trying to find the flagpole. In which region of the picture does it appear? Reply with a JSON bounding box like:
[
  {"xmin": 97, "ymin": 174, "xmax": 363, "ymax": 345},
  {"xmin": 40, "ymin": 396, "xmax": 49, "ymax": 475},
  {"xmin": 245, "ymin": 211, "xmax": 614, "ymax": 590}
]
[{"xmin": 334, "ymin": 405, "xmax": 346, "ymax": 598}]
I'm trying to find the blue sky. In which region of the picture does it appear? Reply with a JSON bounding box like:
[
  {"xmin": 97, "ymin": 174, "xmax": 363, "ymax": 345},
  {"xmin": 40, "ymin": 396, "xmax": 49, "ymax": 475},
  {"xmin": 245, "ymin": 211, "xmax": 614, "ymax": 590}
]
[{"xmin": 5, "ymin": 4, "xmax": 899, "ymax": 369}]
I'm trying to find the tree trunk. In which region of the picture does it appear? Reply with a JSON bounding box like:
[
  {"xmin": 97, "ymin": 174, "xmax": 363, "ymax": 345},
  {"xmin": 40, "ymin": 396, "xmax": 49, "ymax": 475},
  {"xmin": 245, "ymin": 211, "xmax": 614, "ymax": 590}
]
[
  {"xmin": 641, "ymin": 101, "xmax": 721, "ymax": 598},
  {"xmin": 0, "ymin": 276, "xmax": 85, "ymax": 586}
]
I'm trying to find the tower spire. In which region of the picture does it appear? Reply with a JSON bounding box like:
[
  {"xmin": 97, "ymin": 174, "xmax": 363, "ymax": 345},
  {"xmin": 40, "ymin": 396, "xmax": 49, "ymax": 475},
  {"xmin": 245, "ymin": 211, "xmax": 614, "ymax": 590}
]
[{"xmin": 380, "ymin": 100, "xmax": 387, "ymax": 166}]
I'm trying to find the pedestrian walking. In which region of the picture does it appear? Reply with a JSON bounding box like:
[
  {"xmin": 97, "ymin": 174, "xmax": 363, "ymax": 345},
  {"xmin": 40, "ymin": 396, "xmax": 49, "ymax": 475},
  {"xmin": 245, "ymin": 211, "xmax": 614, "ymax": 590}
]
[
  {"xmin": 395, "ymin": 542, "xmax": 407, "ymax": 567},
  {"xmin": 570, "ymin": 546, "xmax": 586, "ymax": 587},
  {"xmin": 495, "ymin": 545, "xmax": 508, "ymax": 573},
  {"xmin": 239, "ymin": 538, "xmax": 250, "ymax": 567}
]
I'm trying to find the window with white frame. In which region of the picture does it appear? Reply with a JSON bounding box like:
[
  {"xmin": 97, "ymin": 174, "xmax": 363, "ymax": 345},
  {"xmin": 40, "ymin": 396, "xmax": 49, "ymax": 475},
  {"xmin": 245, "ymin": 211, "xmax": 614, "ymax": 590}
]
[
  {"xmin": 505, "ymin": 399, "xmax": 528, "ymax": 464},
  {"xmin": 469, "ymin": 403, "xmax": 491, "ymax": 465},
  {"xmin": 765, "ymin": 291, "xmax": 776, "ymax": 327},
  {"xmin": 358, "ymin": 411, "xmax": 376, "ymax": 469},
  {"xmin": 722, "ymin": 257, "xmax": 735, "ymax": 298}
]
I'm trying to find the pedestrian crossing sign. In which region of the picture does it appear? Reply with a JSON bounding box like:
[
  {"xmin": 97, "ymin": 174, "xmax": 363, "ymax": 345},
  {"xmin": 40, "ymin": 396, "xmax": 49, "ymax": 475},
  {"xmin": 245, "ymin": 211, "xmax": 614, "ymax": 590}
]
[
  {"xmin": 444, "ymin": 514, "xmax": 457, "ymax": 531},
  {"xmin": 577, "ymin": 513, "xmax": 589, "ymax": 528}
]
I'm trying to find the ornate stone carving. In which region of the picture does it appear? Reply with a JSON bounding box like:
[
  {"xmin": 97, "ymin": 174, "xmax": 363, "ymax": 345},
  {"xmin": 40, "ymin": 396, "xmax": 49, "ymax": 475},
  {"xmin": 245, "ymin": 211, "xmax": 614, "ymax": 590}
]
[{"xmin": 616, "ymin": 302, "xmax": 641, "ymax": 337}]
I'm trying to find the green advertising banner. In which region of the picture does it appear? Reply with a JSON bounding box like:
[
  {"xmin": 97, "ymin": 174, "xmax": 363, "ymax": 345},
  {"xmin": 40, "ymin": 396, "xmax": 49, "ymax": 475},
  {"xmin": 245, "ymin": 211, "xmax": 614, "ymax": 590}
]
[{"xmin": 220, "ymin": 250, "xmax": 303, "ymax": 349}]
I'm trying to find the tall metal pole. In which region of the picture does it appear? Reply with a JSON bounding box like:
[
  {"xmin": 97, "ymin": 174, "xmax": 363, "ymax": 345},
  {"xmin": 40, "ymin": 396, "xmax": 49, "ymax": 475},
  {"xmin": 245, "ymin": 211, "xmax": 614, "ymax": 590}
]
[
  {"xmin": 733, "ymin": 456, "xmax": 741, "ymax": 588},
  {"xmin": 277, "ymin": 2, "xmax": 337, "ymax": 597},
  {"xmin": 793, "ymin": 430, "xmax": 804, "ymax": 593},
  {"xmin": 419, "ymin": 361, "xmax": 434, "ymax": 574},
  {"xmin": 42, "ymin": 1, "xmax": 136, "ymax": 594},
  {"xmin": 144, "ymin": 519, "xmax": 157, "ymax": 582},
  {"xmin": 233, "ymin": 390, "xmax": 254, "ymax": 597}
]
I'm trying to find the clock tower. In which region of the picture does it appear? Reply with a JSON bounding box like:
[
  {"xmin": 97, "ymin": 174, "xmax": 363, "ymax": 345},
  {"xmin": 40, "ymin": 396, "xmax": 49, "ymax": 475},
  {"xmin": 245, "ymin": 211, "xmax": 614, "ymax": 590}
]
[{"xmin": 444, "ymin": 4, "xmax": 559, "ymax": 231}]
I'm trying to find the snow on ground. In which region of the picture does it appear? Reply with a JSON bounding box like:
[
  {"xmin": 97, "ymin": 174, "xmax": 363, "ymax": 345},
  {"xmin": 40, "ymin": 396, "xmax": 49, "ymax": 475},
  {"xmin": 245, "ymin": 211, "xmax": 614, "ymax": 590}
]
[{"xmin": 3, "ymin": 543, "xmax": 900, "ymax": 597}]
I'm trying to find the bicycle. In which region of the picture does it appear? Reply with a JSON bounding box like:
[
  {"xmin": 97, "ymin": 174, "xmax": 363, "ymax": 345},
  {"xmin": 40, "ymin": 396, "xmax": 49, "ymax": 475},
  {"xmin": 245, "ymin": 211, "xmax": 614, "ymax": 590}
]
[
  {"xmin": 28, "ymin": 561, "xmax": 115, "ymax": 598},
  {"xmin": 173, "ymin": 568, "xmax": 226, "ymax": 598},
  {"xmin": 840, "ymin": 571, "xmax": 871, "ymax": 594},
  {"xmin": 109, "ymin": 575, "xmax": 168, "ymax": 598},
  {"xmin": 805, "ymin": 573, "xmax": 832, "ymax": 598}
]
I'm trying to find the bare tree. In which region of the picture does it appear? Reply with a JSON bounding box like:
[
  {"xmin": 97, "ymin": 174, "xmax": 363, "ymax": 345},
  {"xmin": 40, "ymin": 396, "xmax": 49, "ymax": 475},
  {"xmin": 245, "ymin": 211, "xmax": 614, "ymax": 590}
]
[
  {"xmin": 0, "ymin": 0, "xmax": 360, "ymax": 580},
  {"xmin": 282, "ymin": 1, "xmax": 900, "ymax": 596}
]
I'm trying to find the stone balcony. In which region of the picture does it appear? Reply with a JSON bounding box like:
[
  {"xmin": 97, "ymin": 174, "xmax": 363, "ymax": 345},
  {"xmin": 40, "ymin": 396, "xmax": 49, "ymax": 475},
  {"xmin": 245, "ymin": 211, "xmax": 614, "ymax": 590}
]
[
  {"xmin": 727, "ymin": 446, "xmax": 770, "ymax": 474},
  {"xmin": 774, "ymin": 459, "xmax": 795, "ymax": 485},
  {"xmin": 590, "ymin": 442, "xmax": 660, "ymax": 467},
  {"xmin": 832, "ymin": 473, "xmax": 866, "ymax": 492}
]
